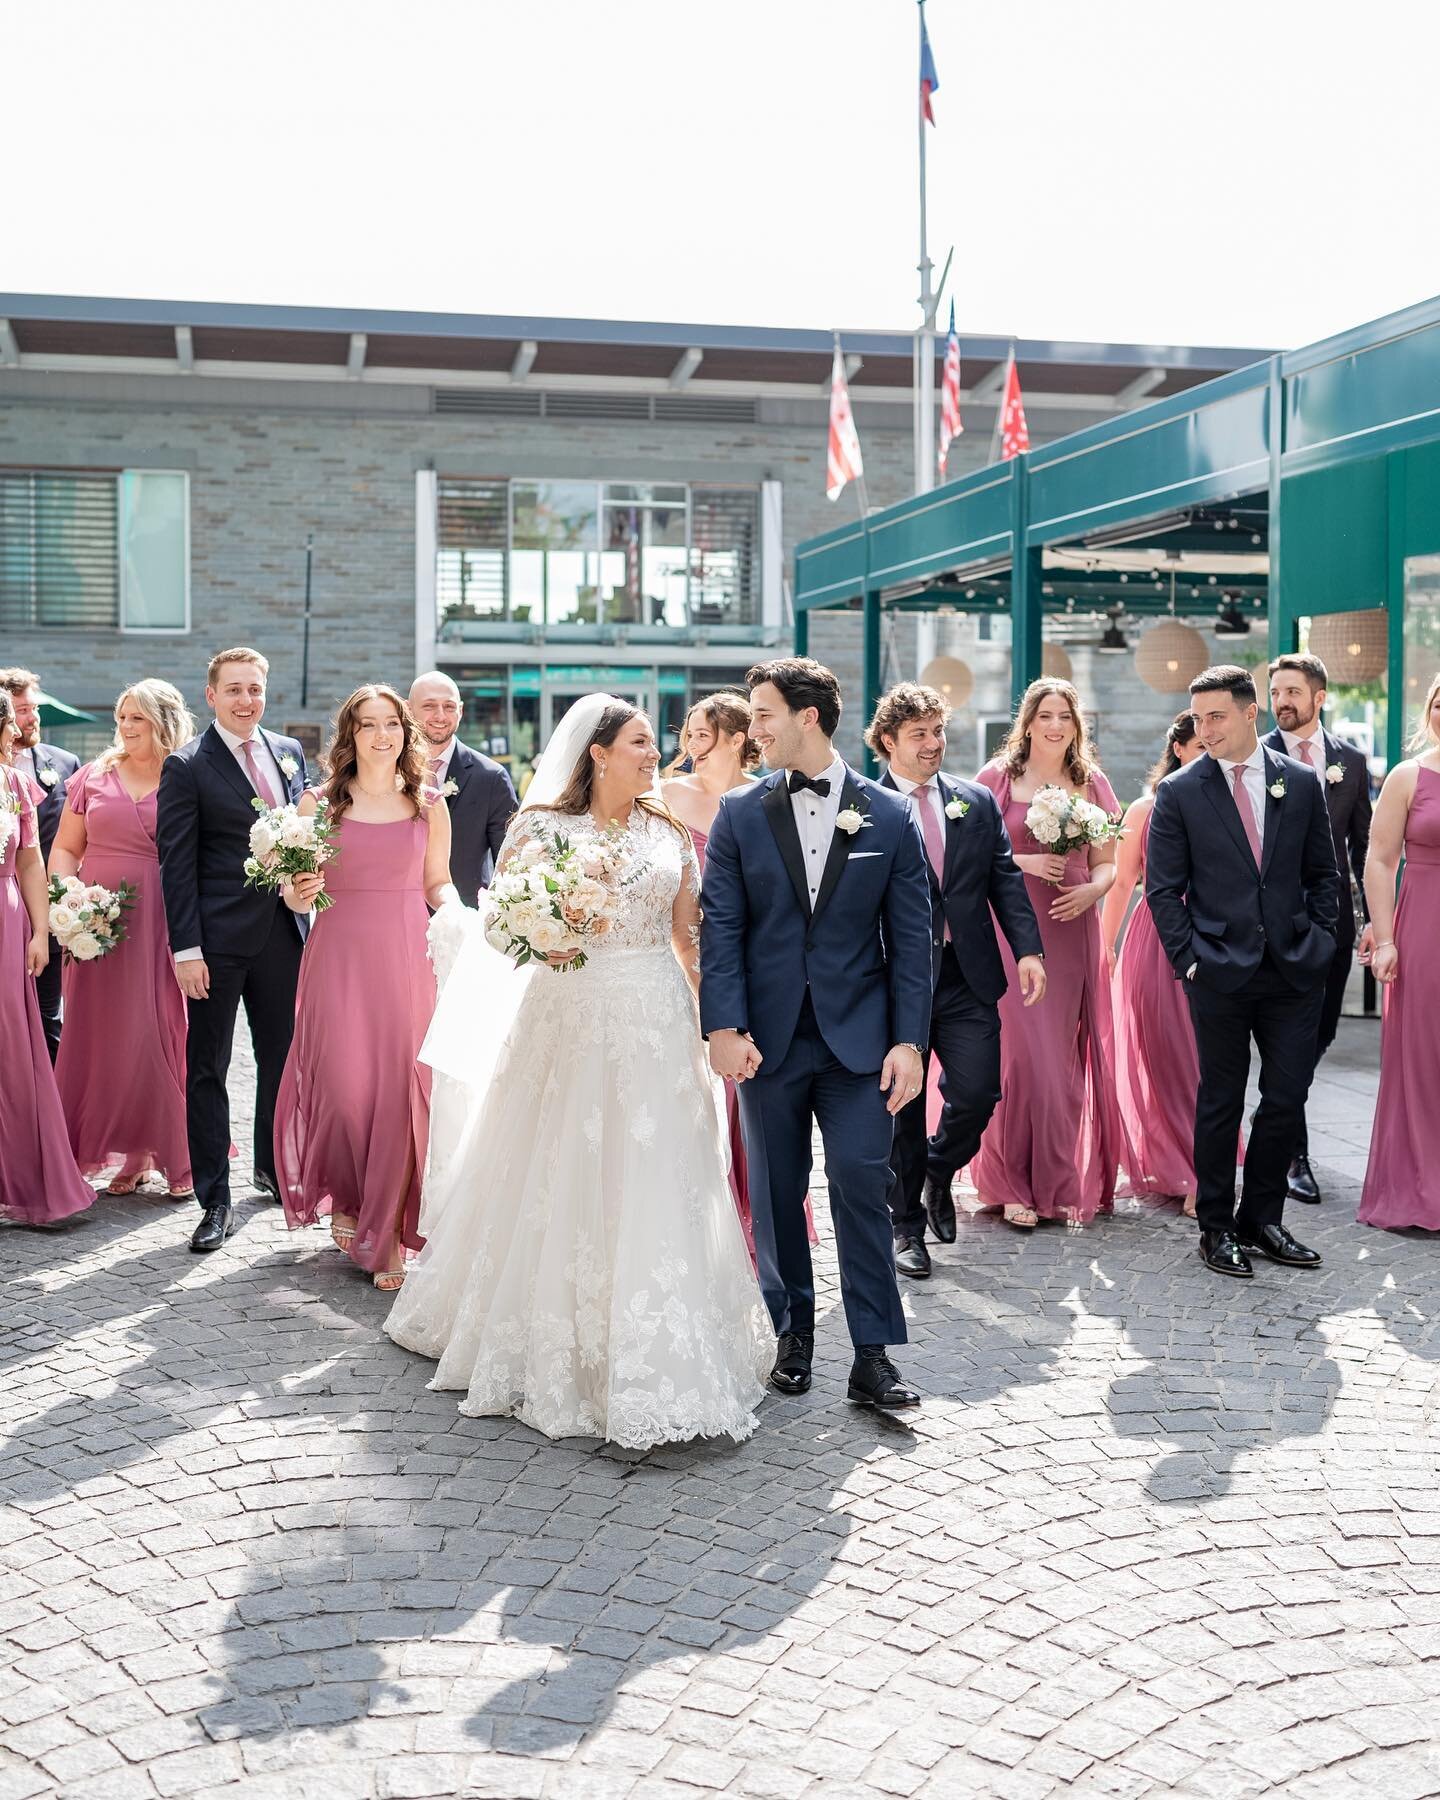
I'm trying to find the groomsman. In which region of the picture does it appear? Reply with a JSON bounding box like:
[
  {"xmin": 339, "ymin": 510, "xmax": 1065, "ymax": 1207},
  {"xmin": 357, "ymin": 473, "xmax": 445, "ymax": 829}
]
[
  {"xmin": 869, "ymin": 683, "xmax": 1046, "ymax": 1277},
  {"xmin": 1263, "ymin": 653, "xmax": 1371, "ymax": 1205},
  {"xmin": 156, "ymin": 647, "xmax": 309, "ymax": 1252},
  {"xmin": 0, "ymin": 667, "xmax": 80, "ymax": 1062},
  {"xmin": 409, "ymin": 672, "xmax": 516, "ymax": 905},
  {"xmin": 1147, "ymin": 665, "xmax": 1339, "ymax": 1280}
]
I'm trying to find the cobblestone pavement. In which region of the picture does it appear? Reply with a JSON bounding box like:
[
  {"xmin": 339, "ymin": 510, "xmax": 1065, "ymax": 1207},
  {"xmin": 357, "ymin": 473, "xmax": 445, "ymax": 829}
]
[{"xmin": 7, "ymin": 1018, "xmax": 1440, "ymax": 1799}]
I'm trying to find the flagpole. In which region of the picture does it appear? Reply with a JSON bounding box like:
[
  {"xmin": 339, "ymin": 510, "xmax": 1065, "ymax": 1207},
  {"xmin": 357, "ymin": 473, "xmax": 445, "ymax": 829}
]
[{"xmin": 914, "ymin": 0, "xmax": 936, "ymax": 496}]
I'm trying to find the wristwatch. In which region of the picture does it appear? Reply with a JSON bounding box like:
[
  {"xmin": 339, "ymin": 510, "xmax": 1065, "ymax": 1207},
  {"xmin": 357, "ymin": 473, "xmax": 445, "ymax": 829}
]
[{"xmin": 901, "ymin": 1042, "xmax": 926, "ymax": 1056}]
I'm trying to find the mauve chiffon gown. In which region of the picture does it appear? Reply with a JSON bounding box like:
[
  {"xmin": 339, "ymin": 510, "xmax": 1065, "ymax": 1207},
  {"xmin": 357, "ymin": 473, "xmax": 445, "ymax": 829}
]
[
  {"xmin": 54, "ymin": 764, "xmax": 192, "ymax": 1189},
  {"xmin": 1358, "ymin": 765, "xmax": 1440, "ymax": 1229},
  {"xmin": 1113, "ymin": 806, "xmax": 1241, "ymax": 1200},
  {"xmin": 691, "ymin": 824, "xmax": 817, "ymax": 1265},
  {"xmin": 0, "ymin": 765, "xmax": 93, "ymax": 1225},
  {"xmin": 970, "ymin": 763, "xmax": 1131, "ymax": 1224},
  {"xmin": 275, "ymin": 811, "xmax": 435, "ymax": 1273}
]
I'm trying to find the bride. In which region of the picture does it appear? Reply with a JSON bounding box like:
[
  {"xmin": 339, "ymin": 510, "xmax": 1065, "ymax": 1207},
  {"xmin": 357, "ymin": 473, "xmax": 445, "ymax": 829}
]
[{"xmin": 385, "ymin": 694, "xmax": 772, "ymax": 1449}]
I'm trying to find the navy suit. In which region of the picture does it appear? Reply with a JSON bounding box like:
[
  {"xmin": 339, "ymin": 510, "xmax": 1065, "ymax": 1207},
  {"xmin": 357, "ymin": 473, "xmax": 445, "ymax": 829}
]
[
  {"xmin": 156, "ymin": 725, "xmax": 309, "ymax": 1210},
  {"xmin": 445, "ymin": 742, "xmax": 517, "ymax": 907},
  {"xmin": 879, "ymin": 771, "xmax": 1044, "ymax": 1241},
  {"xmin": 1261, "ymin": 727, "xmax": 1371, "ymax": 1154},
  {"xmin": 699, "ymin": 765, "xmax": 933, "ymax": 1347},
  {"xmin": 29, "ymin": 741, "xmax": 81, "ymax": 1062},
  {"xmin": 1146, "ymin": 746, "xmax": 1339, "ymax": 1237}
]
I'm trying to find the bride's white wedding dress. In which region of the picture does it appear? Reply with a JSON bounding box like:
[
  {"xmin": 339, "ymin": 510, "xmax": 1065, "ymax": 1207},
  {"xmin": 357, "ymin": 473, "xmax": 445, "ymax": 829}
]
[{"xmin": 385, "ymin": 804, "xmax": 772, "ymax": 1449}]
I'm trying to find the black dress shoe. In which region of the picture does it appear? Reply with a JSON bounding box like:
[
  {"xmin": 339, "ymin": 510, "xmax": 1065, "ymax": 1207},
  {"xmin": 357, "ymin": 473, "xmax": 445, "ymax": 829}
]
[
  {"xmin": 894, "ymin": 1236, "xmax": 931, "ymax": 1279},
  {"xmin": 1238, "ymin": 1223, "xmax": 1322, "ymax": 1268},
  {"xmin": 848, "ymin": 1346, "xmax": 920, "ymax": 1409},
  {"xmin": 923, "ymin": 1176, "xmax": 957, "ymax": 1244},
  {"xmin": 1286, "ymin": 1155, "xmax": 1321, "ymax": 1204},
  {"xmin": 769, "ymin": 1331, "xmax": 814, "ymax": 1395},
  {"xmin": 189, "ymin": 1204, "xmax": 234, "ymax": 1254},
  {"xmin": 252, "ymin": 1175, "xmax": 282, "ymax": 1204},
  {"xmin": 1198, "ymin": 1231, "xmax": 1253, "ymax": 1279}
]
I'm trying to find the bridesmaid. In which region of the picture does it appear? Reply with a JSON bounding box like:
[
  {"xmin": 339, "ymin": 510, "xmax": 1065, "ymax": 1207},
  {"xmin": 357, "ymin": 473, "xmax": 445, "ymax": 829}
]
[
  {"xmin": 1103, "ymin": 711, "xmax": 1213, "ymax": 1217},
  {"xmin": 663, "ymin": 692, "xmax": 818, "ymax": 1264},
  {"xmin": 275, "ymin": 684, "xmax": 457, "ymax": 1288},
  {"xmin": 1357, "ymin": 671, "xmax": 1440, "ymax": 1229},
  {"xmin": 0, "ymin": 688, "xmax": 93, "ymax": 1226},
  {"xmin": 49, "ymin": 681, "xmax": 196, "ymax": 1198},
  {"xmin": 972, "ymin": 679, "xmax": 1129, "ymax": 1228}
]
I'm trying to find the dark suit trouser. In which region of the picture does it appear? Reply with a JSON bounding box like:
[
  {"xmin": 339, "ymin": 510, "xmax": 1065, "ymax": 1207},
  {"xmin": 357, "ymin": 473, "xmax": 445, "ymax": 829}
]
[
  {"xmin": 34, "ymin": 943, "xmax": 62, "ymax": 1064},
  {"xmin": 1293, "ymin": 938, "xmax": 1352, "ymax": 1158},
  {"xmin": 1187, "ymin": 957, "xmax": 1325, "ymax": 1238},
  {"xmin": 738, "ymin": 994, "xmax": 906, "ymax": 1349},
  {"xmin": 185, "ymin": 907, "xmax": 303, "ymax": 1210},
  {"xmin": 888, "ymin": 946, "xmax": 1001, "ymax": 1241}
]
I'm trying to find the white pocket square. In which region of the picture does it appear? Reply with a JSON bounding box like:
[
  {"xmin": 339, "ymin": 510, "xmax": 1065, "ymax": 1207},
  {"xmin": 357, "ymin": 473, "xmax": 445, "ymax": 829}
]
[{"xmin": 847, "ymin": 850, "xmax": 883, "ymax": 860}]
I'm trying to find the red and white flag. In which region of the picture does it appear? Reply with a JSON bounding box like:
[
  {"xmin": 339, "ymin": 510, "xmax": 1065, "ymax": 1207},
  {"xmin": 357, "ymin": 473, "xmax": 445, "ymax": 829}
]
[
  {"xmin": 826, "ymin": 344, "xmax": 865, "ymax": 501},
  {"xmin": 938, "ymin": 300, "xmax": 963, "ymax": 478},
  {"xmin": 999, "ymin": 354, "xmax": 1030, "ymax": 461}
]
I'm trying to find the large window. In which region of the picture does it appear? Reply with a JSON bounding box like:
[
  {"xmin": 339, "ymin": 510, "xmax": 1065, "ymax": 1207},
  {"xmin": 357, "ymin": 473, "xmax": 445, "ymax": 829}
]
[
  {"xmin": 0, "ymin": 468, "xmax": 189, "ymax": 632},
  {"xmin": 437, "ymin": 478, "xmax": 759, "ymax": 631}
]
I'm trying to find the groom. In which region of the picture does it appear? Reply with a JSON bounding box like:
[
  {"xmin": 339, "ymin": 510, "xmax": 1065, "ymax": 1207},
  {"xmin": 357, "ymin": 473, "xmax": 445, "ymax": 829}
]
[
  {"xmin": 1146, "ymin": 664, "xmax": 1339, "ymax": 1280},
  {"xmin": 699, "ymin": 658, "xmax": 934, "ymax": 1409}
]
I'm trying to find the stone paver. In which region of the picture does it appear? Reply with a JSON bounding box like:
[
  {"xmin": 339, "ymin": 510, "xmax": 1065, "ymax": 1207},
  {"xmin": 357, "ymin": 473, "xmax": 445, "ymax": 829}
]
[{"xmin": 6, "ymin": 1018, "xmax": 1440, "ymax": 1798}]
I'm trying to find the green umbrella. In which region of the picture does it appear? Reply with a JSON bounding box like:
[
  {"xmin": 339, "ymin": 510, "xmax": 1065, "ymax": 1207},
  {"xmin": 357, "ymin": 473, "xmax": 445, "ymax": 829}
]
[{"xmin": 36, "ymin": 691, "xmax": 99, "ymax": 726}]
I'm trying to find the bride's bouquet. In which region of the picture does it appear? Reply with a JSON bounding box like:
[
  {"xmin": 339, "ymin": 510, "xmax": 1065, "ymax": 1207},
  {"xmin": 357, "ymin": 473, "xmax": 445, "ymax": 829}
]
[
  {"xmin": 243, "ymin": 796, "xmax": 341, "ymax": 912},
  {"xmin": 47, "ymin": 874, "xmax": 136, "ymax": 962},
  {"xmin": 484, "ymin": 829, "xmax": 628, "ymax": 973},
  {"xmin": 1024, "ymin": 785, "xmax": 1124, "ymax": 858}
]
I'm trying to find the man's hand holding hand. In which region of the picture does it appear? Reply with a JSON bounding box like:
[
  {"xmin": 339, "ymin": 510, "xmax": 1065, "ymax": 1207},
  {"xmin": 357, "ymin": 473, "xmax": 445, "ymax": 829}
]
[{"xmin": 709, "ymin": 1029, "xmax": 762, "ymax": 1083}]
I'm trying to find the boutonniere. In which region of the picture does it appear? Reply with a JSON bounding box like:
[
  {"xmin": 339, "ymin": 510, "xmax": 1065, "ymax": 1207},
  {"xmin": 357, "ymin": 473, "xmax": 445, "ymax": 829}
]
[
  {"xmin": 37, "ymin": 766, "xmax": 59, "ymax": 788},
  {"xmin": 1268, "ymin": 779, "xmax": 1287, "ymax": 799},
  {"xmin": 279, "ymin": 756, "xmax": 300, "ymax": 782},
  {"xmin": 835, "ymin": 800, "xmax": 873, "ymax": 836},
  {"xmin": 1325, "ymin": 763, "xmax": 1344, "ymax": 784},
  {"xmin": 441, "ymin": 778, "xmax": 459, "ymax": 798},
  {"xmin": 944, "ymin": 796, "xmax": 970, "ymax": 820}
]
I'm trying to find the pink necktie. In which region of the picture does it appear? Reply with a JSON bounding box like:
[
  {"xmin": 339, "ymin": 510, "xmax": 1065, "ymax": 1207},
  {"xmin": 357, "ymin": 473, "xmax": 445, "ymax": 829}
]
[
  {"xmin": 1295, "ymin": 738, "xmax": 1314, "ymax": 765},
  {"xmin": 914, "ymin": 784, "xmax": 951, "ymax": 941},
  {"xmin": 241, "ymin": 737, "xmax": 281, "ymax": 810},
  {"xmin": 1230, "ymin": 763, "xmax": 1262, "ymax": 867}
]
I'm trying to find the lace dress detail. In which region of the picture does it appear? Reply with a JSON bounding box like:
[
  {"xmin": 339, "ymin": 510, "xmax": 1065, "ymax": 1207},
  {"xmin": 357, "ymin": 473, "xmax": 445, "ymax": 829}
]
[{"xmin": 385, "ymin": 807, "xmax": 771, "ymax": 1449}]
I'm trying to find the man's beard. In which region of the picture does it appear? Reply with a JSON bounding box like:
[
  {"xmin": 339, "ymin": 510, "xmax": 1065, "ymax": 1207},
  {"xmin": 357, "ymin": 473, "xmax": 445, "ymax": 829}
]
[{"xmin": 16, "ymin": 724, "xmax": 39, "ymax": 750}]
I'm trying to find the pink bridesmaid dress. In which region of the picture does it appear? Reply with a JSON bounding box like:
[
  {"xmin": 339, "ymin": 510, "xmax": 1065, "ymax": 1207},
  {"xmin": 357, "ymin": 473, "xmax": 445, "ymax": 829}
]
[
  {"xmin": 970, "ymin": 764, "xmax": 1131, "ymax": 1224},
  {"xmin": 1113, "ymin": 807, "xmax": 1242, "ymax": 1200},
  {"xmin": 54, "ymin": 764, "xmax": 192, "ymax": 1190},
  {"xmin": 690, "ymin": 824, "xmax": 817, "ymax": 1266},
  {"xmin": 1358, "ymin": 765, "xmax": 1440, "ymax": 1229},
  {"xmin": 275, "ymin": 809, "xmax": 435, "ymax": 1274},
  {"xmin": 0, "ymin": 766, "xmax": 93, "ymax": 1225}
]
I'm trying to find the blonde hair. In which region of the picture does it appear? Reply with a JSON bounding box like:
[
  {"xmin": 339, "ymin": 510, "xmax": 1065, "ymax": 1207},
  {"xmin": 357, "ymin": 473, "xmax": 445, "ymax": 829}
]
[
  {"xmin": 1409, "ymin": 671, "xmax": 1440, "ymax": 754},
  {"xmin": 999, "ymin": 678, "xmax": 1101, "ymax": 787},
  {"xmin": 94, "ymin": 680, "xmax": 196, "ymax": 773},
  {"xmin": 207, "ymin": 646, "xmax": 269, "ymax": 688}
]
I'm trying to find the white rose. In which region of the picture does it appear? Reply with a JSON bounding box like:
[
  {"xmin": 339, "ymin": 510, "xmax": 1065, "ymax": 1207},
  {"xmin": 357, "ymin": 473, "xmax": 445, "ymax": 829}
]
[
  {"xmin": 526, "ymin": 916, "xmax": 567, "ymax": 954},
  {"xmin": 1030, "ymin": 815, "xmax": 1061, "ymax": 845},
  {"xmin": 567, "ymin": 876, "xmax": 608, "ymax": 913},
  {"xmin": 249, "ymin": 820, "xmax": 278, "ymax": 857},
  {"xmin": 491, "ymin": 873, "xmax": 527, "ymax": 903},
  {"xmin": 506, "ymin": 900, "xmax": 542, "ymax": 939},
  {"xmin": 517, "ymin": 841, "xmax": 546, "ymax": 866},
  {"xmin": 526, "ymin": 870, "xmax": 552, "ymax": 900},
  {"xmin": 485, "ymin": 921, "xmax": 513, "ymax": 954},
  {"xmin": 69, "ymin": 931, "xmax": 102, "ymax": 961},
  {"xmin": 279, "ymin": 815, "xmax": 313, "ymax": 849}
]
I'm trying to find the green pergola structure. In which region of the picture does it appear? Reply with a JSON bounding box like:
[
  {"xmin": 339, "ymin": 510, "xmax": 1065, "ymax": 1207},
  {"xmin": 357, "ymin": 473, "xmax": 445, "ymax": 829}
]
[{"xmin": 794, "ymin": 294, "xmax": 1440, "ymax": 772}]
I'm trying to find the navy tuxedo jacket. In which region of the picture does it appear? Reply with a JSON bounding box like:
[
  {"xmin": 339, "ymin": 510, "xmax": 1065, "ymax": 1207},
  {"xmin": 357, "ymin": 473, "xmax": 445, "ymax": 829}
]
[
  {"xmin": 445, "ymin": 742, "xmax": 518, "ymax": 907},
  {"xmin": 878, "ymin": 770, "xmax": 1043, "ymax": 1002},
  {"xmin": 31, "ymin": 742, "xmax": 81, "ymax": 865},
  {"xmin": 1146, "ymin": 746, "xmax": 1339, "ymax": 994},
  {"xmin": 156, "ymin": 724, "xmax": 310, "ymax": 961},
  {"xmin": 698, "ymin": 764, "xmax": 933, "ymax": 1074},
  {"xmin": 1260, "ymin": 726, "xmax": 1370, "ymax": 948}
]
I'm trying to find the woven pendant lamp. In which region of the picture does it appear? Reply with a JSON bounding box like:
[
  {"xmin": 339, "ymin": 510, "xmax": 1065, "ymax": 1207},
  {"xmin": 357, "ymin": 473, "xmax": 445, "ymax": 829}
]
[
  {"xmin": 1041, "ymin": 642, "xmax": 1074, "ymax": 682},
  {"xmin": 919, "ymin": 655, "xmax": 974, "ymax": 709},
  {"xmin": 1135, "ymin": 619, "xmax": 1210, "ymax": 694},
  {"xmin": 1307, "ymin": 610, "xmax": 1388, "ymax": 684}
]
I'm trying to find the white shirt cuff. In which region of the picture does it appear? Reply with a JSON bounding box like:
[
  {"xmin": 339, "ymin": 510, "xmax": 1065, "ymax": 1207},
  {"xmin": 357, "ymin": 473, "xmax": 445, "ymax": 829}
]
[{"xmin": 174, "ymin": 947, "xmax": 203, "ymax": 963}]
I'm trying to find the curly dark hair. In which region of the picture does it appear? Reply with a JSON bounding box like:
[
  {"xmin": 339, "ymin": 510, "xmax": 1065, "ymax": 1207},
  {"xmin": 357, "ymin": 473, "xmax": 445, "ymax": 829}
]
[
  {"xmin": 322, "ymin": 684, "xmax": 428, "ymax": 821},
  {"xmin": 864, "ymin": 682, "xmax": 950, "ymax": 756}
]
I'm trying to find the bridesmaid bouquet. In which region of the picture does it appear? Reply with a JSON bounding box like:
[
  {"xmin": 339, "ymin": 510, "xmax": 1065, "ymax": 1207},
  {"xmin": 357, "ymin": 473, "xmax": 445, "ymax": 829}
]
[
  {"xmin": 1025, "ymin": 785, "xmax": 1125, "ymax": 854},
  {"xmin": 484, "ymin": 829, "xmax": 628, "ymax": 973},
  {"xmin": 243, "ymin": 798, "xmax": 341, "ymax": 912},
  {"xmin": 47, "ymin": 874, "xmax": 137, "ymax": 962}
]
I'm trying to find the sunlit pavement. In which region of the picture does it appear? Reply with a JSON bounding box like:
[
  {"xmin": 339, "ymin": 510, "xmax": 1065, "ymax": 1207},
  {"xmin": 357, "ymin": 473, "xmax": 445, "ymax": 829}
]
[{"xmin": 7, "ymin": 1017, "xmax": 1440, "ymax": 1799}]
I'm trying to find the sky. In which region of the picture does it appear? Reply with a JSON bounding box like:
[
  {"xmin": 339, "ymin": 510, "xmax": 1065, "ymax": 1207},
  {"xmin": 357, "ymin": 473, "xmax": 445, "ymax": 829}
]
[{"xmin": 4, "ymin": 0, "xmax": 1437, "ymax": 354}]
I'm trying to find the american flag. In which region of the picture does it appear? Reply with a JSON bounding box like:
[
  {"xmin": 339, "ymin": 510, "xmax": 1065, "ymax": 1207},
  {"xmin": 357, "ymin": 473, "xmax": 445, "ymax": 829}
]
[
  {"xmin": 999, "ymin": 355, "xmax": 1030, "ymax": 460},
  {"xmin": 920, "ymin": 14, "xmax": 939, "ymax": 124},
  {"xmin": 826, "ymin": 344, "xmax": 865, "ymax": 502},
  {"xmin": 938, "ymin": 300, "xmax": 963, "ymax": 478}
]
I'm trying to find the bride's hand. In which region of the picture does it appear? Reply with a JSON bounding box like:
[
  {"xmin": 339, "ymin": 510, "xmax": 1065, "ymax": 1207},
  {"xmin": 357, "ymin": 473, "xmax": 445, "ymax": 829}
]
[{"xmin": 544, "ymin": 949, "xmax": 582, "ymax": 967}]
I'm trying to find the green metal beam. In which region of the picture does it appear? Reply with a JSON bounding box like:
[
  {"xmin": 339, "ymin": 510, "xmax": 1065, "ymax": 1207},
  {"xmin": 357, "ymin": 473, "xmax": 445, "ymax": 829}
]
[{"xmin": 861, "ymin": 586, "xmax": 882, "ymax": 776}]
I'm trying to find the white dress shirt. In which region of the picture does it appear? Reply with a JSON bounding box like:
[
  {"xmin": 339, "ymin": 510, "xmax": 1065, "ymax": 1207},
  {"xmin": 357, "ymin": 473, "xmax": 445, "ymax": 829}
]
[
  {"xmin": 425, "ymin": 738, "xmax": 457, "ymax": 784},
  {"xmin": 789, "ymin": 754, "xmax": 847, "ymax": 911},
  {"xmin": 1218, "ymin": 741, "xmax": 1268, "ymax": 852},
  {"xmin": 175, "ymin": 725, "xmax": 290, "ymax": 963},
  {"xmin": 1280, "ymin": 726, "xmax": 1327, "ymax": 786},
  {"xmin": 889, "ymin": 769, "xmax": 937, "ymax": 803}
]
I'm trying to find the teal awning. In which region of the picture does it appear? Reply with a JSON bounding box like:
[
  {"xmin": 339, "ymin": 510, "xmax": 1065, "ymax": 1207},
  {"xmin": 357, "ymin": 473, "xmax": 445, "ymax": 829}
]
[{"xmin": 36, "ymin": 691, "xmax": 99, "ymax": 725}]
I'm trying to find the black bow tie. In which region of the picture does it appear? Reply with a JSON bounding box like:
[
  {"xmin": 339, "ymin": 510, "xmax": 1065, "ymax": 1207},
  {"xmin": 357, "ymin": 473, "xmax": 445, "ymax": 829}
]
[{"xmin": 788, "ymin": 771, "xmax": 832, "ymax": 798}]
